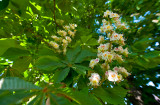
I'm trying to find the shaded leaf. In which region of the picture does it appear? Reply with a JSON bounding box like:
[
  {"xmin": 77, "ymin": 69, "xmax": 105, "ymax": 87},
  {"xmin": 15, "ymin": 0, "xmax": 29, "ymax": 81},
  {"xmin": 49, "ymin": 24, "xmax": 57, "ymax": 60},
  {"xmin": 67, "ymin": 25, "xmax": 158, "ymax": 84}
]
[
  {"xmin": 35, "ymin": 56, "xmax": 66, "ymax": 72},
  {"xmin": 53, "ymin": 67, "xmax": 70, "ymax": 83},
  {"xmin": 0, "ymin": 77, "xmax": 41, "ymax": 90}
]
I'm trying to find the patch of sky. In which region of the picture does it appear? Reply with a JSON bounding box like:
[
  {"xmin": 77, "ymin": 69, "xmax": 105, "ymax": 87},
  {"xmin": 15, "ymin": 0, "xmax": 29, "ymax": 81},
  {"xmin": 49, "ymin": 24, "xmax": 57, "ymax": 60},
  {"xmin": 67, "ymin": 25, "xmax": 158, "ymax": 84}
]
[
  {"xmin": 139, "ymin": 85, "xmax": 143, "ymax": 88},
  {"xmin": 144, "ymin": 11, "xmax": 151, "ymax": 16},
  {"xmin": 146, "ymin": 77, "xmax": 149, "ymax": 80},
  {"xmin": 105, "ymin": 1, "xmax": 110, "ymax": 4},
  {"xmin": 73, "ymin": 83, "xmax": 77, "ymax": 88},
  {"xmin": 150, "ymin": 48, "xmax": 154, "ymax": 51},
  {"xmin": 133, "ymin": 76, "xmax": 136, "ymax": 78},
  {"xmin": 95, "ymin": 19, "xmax": 99, "ymax": 25},
  {"xmin": 143, "ymin": 24, "xmax": 146, "ymax": 27},
  {"xmin": 96, "ymin": 29, "xmax": 101, "ymax": 34},
  {"xmin": 0, "ymin": 73, "xmax": 3, "ymax": 76},
  {"xmin": 156, "ymin": 84, "xmax": 160, "ymax": 89},
  {"xmin": 146, "ymin": 81, "xmax": 155, "ymax": 87},
  {"xmin": 155, "ymin": 42, "xmax": 159, "ymax": 46},
  {"xmin": 95, "ymin": 14, "xmax": 100, "ymax": 17},
  {"xmin": 155, "ymin": 74, "xmax": 160, "ymax": 78}
]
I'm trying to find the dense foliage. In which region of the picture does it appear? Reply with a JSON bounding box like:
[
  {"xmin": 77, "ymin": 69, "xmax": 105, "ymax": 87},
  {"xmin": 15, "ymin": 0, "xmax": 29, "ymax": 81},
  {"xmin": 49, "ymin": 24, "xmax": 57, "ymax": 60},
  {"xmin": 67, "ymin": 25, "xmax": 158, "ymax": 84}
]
[{"xmin": 0, "ymin": 0, "xmax": 160, "ymax": 105}]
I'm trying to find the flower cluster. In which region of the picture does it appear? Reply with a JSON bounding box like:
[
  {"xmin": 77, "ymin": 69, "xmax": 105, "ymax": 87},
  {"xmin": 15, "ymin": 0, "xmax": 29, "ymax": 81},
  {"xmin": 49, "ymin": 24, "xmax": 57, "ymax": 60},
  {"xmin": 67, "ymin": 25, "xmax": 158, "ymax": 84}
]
[
  {"xmin": 49, "ymin": 22, "xmax": 77, "ymax": 55},
  {"xmin": 89, "ymin": 10, "xmax": 130, "ymax": 86}
]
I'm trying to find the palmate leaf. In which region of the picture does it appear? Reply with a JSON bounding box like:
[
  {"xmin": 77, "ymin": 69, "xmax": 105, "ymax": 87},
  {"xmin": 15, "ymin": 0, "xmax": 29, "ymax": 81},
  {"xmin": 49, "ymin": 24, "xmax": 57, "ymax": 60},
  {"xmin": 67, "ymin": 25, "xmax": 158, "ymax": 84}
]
[
  {"xmin": 66, "ymin": 46, "xmax": 81, "ymax": 63},
  {"xmin": 0, "ymin": 39, "xmax": 26, "ymax": 56},
  {"xmin": 1, "ymin": 47, "xmax": 30, "ymax": 60},
  {"xmin": 56, "ymin": 87, "xmax": 101, "ymax": 105},
  {"xmin": 0, "ymin": 90, "xmax": 36, "ymax": 105},
  {"xmin": 74, "ymin": 49, "xmax": 96, "ymax": 63},
  {"xmin": 53, "ymin": 67, "xmax": 70, "ymax": 83},
  {"xmin": 35, "ymin": 56, "xmax": 66, "ymax": 72},
  {"xmin": 0, "ymin": 77, "xmax": 41, "ymax": 90},
  {"xmin": 12, "ymin": 56, "xmax": 32, "ymax": 73},
  {"xmin": 66, "ymin": 46, "xmax": 96, "ymax": 63},
  {"xmin": 72, "ymin": 64, "xmax": 91, "ymax": 75},
  {"xmin": 93, "ymin": 86, "xmax": 128, "ymax": 105},
  {"xmin": 49, "ymin": 93, "xmax": 72, "ymax": 105}
]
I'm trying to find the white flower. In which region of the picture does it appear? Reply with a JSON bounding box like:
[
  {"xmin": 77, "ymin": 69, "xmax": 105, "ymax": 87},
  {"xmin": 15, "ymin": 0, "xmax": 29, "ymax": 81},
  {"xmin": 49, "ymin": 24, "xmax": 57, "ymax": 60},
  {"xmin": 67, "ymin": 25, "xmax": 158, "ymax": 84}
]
[
  {"xmin": 89, "ymin": 73, "xmax": 101, "ymax": 86},
  {"xmin": 114, "ymin": 54, "xmax": 124, "ymax": 62},
  {"xmin": 98, "ymin": 36, "xmax": 105, "ymax": 43},
  {"xmin": 114, "ymin": 46, "xmax": 123, "ymax": 53},
  {"xmin": 63, "ymin": 25, "xmax": 70, "ymax": 30},
  {"xmin": 68, "ymin": 30, "xmax": 75, "ymax": 38},
  {"xmin": 65, "ymin": 36, "xmax": 72, "ymax": 43},
  {"xmin": 98, "ymin": 43, "xmax": 110, "ymax": 53},
  {"xmin": 104, "ymin": 10, "xmax": 111, "ymax": 17},
  {"xmin": 57, "ymin": 30, "xmax": 67, "ymax": 36},
  {"xmin": 110, "ymin": 32, "xmax": 119, "ymax": 41},
  {"xmin": 107, "ymin": 70, "xmax": 118, "ymax": 82},
  {"xmin": 117, "ymin": 74, "xmax": 123, "ymax": 82},
  {"xmin": 123, "ymin": 48, "xmax": 129, "ymax": 57},
  {"xmin": 110, "ymin": 13, "xmax": 119, "ymax": 18},
  {"xmin": 62, "ymin": 39, "xmax": 68, "ymax": 47},
  {"xmin": 97, "ymin": 52, "xmax": 103, "ymax": 59},
  {"xmin": 113, "ymin": 66, "xmax": 119, "ymax": 71},
  {"xmin": 49, "ymin": 41, "xmax": 59, "ymax": 49},
  {"xmin": 51, "ymin": 35, "xmax": 61, "ymax": 41},
  {"xmin": 63, "ymin": 47, "xmax": 67, "ymax": 55},
  {"xmin": 102, "ymin": 52, "xmax": 109, "ymax": 60},
  {"xmin": 89, "ymin": 58, "xmax": 99, "ymax": 69},
  {"xmin": 107, "ymin": 53, "xmax": 114, "ymax": 62},
  {"xmin": 118, "ymin": 67, "xmax": 130, "ymax": 77},
  {"xmin": 69, "ymin": 24, "xmax": 77, "ymax": 30},
  {"xmin": 101, "ymin": 63, "xmax": 110, "ymax": 70}
]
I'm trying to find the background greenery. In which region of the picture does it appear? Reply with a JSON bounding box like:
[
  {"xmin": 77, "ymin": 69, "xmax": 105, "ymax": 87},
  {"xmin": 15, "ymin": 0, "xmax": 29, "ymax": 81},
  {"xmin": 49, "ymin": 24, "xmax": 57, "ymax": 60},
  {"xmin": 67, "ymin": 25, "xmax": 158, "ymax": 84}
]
[{"xmin": 0, "ymin": 0, "xmax": 160, "ymax": 105}]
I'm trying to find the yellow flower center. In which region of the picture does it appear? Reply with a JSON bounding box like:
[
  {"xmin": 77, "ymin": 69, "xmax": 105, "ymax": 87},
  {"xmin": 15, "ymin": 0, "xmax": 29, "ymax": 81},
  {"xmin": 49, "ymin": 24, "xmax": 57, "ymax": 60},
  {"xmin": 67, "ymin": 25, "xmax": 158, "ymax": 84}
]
[{"xmin": 111, "ymin": 74, "xmax": 116, "ymax": 78}]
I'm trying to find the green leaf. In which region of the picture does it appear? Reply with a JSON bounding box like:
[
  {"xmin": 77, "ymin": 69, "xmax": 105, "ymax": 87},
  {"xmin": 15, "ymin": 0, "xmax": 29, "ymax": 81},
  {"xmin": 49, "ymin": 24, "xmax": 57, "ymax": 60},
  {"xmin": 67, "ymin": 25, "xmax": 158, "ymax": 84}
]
[
  {"xmin": 12, "ymin": 56, "xmax": 32, "ymax": 73},
  {"xmin": 0, "ymin": 0, "xmax": 10, "ymax": 10},
  {"xmin": 71, "ymin": 89, "xmax": 101, "ymax": 105},
  {"xmin": 38, "ymin": 45, "xmax": 56, "ymax": 56},
  {"xmin": 50, "ymin": 93, "xmax": 72, "ymax": 105},
  {"xmin": 133, "ymin": 38, "xmax": 153, "ymax": 51},
  {"xmin": 93, "ymin": 87, "xmax": 128, "ymax": 105},
  {"xmin": 28, "ymin": 94, "xmax": 44, "ymax": 105},
  {"xmin": 66, "ymin": 46, "xmax": 81, "ymax": 63},
  {"xmin": 87, "ymin": 38, "xmax": 98, "ymax": 46},
  {"xmin": 74, "ymin": 49, "xmax": 96, "ymax": 63},
  {"xmin": 0, "ymin": 77, "xmax": 41, "ymax": 90},
  {"xmin": 0, "ymin": 90, "xmax": 35, "ymax": 105},
  {"xmin": 8, "ymin": 0, "xmax": 29, "ymax": 16},
  {"xmin": 53, "ymin": 67, "xmax": 70, "ymax": 83},
  {"xmin": 1, "ymin": 47, "xmax": 30, "ymax": 60},
  {"xmin": 56, "ymin": 87, "xmax": 101, "ymax": 105},
  {"xmin": 35, "ymin": 56, "xmax": 66, "ymax": 72},
  {"xmin": 143, "ymin": 51, "xmax": 160, "ymax": 59},
  {"xmin": 81, "ymin": 35, "xmax": 92, "ymax": 43},
  {"xmin": 72, "ymin": 64, "xmax": 89, "ymax": 75},
  {"xmin": 0, "ymin": 39, "xmax": 25, "ymax": 56}
]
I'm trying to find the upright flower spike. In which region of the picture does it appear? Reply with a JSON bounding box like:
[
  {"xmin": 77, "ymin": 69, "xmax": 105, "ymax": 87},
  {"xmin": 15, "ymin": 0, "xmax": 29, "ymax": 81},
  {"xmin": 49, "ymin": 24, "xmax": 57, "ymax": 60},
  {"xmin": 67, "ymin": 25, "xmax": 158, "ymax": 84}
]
[
  {"xmin": 89, "ymin": 10, "xmax": 130, "ymax": 86},
  {"xmin": 49, "ymin": 22, "xmax": 77, "ymax": 55}
]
